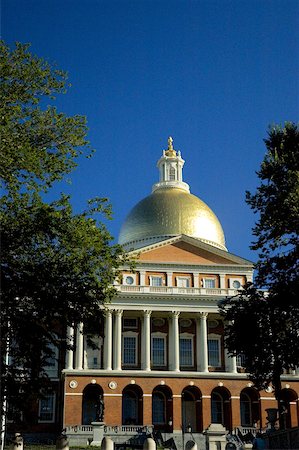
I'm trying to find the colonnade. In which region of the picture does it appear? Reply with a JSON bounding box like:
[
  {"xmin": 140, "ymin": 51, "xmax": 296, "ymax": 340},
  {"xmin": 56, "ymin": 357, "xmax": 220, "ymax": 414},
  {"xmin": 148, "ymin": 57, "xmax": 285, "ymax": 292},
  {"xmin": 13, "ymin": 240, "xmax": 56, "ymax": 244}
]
[{"xmin": 65, "ymin": 310, "xmax": 237, "ymax": 372}]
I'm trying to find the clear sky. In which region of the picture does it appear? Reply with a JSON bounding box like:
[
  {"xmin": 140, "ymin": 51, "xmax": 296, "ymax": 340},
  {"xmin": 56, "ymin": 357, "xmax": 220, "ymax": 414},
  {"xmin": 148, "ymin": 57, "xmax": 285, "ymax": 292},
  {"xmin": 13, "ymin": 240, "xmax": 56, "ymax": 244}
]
[{"xmin": 2, "ymin": 0, "xmax": 299, "ymax": 261}]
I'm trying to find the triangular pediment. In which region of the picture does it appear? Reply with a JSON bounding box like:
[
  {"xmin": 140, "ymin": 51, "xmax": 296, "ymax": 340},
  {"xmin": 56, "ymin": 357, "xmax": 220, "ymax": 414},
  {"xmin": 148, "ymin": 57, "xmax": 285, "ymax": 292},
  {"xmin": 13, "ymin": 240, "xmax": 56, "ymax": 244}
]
[{"xmin": 130, "ymin": 235, "xmax": 253, "ymax": 266}]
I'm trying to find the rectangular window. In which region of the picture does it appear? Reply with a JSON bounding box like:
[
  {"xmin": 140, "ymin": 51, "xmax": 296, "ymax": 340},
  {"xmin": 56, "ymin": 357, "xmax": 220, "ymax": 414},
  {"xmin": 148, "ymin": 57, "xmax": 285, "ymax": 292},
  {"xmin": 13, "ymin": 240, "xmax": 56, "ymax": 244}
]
[
  {"xmin": 177, "ymin": 277, "xmax": 190, "ymax": 288},
  {"xmin": 204, "ymin": 278, "xmax": 216, "ymax": 288},
  {"xmin": 123, "ymin": 318, "xmax": 138, "ymax": 329},
  {"xmin": 38, "ymin": 393, "xmax": 55, "ymax": 422},
  {"xmin": 179, "ymin": 337, "xmax": 193, "ymax": 366},
  {"xmin": 151, "ymin": 276, "xmax": 163, "ymax": 287},
  {"xmin": 123, "ymin": 336, "xmax": 137, "ymax": 365},
  {"xmin": 152, "ymin": 336, "xmax": 166, "ymax": 366},
  {"xmin": 208, "ymin": 338, "xmax": 221, "ymax": 366}
]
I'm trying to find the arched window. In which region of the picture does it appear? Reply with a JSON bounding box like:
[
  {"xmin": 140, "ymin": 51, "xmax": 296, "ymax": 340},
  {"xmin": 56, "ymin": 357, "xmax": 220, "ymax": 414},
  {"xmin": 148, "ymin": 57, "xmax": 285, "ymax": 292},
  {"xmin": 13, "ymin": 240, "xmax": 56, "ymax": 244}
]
[
  {"xmin": 182, "ymin": 386, "xmax": 202, "ymax": 432},
  {"xmin": 211, "ymin": 391, "xmax": 223, "ymax": 424},
  {"xmin": 211, "ymin": 387, "xmax": 232, "ymax": 431},
  {"xmin": 169, "ymin": 166, "xmax": 176, "ymax": 181},
  {"xmin": 152, "ymin": 392, "xmax": 165, "ymax": 424},
  {"xmin": 82, "ymin": 384, "xmax": 103, "ymax": 425},
  {"xmin": 122, "ymin": 385, "xmax": 143, "ymax": 425},
  {"xmin": 152, "ymin": 385, "xmax": 173, "ymax": 432},
  {"xmin": 240, "ymin": 392, "xmax": 252, "ymax": 426}
]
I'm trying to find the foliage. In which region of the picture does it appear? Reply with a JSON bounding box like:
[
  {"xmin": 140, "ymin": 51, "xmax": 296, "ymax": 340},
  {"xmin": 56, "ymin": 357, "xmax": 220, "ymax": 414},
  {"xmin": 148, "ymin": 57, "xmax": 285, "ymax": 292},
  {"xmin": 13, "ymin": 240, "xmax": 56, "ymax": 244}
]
[
  {"xmin": 0, "ymin": 41, "xmax": 126, "ymax": 423},
  {"xmin": 221, "ymin": 123, "xmax": 299, "ymax": 400},
  {"xmin": 0, "ymin": 40, "xmax": 91, "ymax": 194}
]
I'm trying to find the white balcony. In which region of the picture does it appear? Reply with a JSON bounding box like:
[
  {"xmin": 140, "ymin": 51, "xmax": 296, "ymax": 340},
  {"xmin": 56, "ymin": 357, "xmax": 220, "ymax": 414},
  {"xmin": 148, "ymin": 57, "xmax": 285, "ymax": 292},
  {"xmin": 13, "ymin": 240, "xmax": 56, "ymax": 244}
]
[{"xmin": 116, "ymin": 285, "xmax": 239, "ymax": 296}]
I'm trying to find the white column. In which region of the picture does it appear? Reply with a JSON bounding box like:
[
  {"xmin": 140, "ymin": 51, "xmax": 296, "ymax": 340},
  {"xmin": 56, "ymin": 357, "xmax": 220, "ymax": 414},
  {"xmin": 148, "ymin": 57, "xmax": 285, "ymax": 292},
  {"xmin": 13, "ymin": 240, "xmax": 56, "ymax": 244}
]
[
  {"xmin": 66, "ymin": 325, "xmax": 74, "ymax": 369},
  {"xmin": 142, "ymin": 310, "xmax": 151, "ymax": 371},
  {"xmin": 140, "ymin": 271, "xmax": 146, "ymax": 286},
  {"xmin": 103, "ymin": 310, "xmax": 112, "ymax": 370},
  {"xmin": 225, "ymin": 348, "xmax": 237, "ymax": 373},
  {"xmin": 171, "ymin": 311, "xmax": 180, "ymax": 371},
  {"xmin": 167, "ymin": 272, "xmax": 173, "ymax": 287},
  {"xmin": 75, "ymin": 322, "xmax": 84, "ymax": 370},
  {"xmin": 199, "ymin": 313, "xmax": 209, "ymax": 372},
  {"xmin": 193, "ymin": 272, "xmax": 199, "ymax": 288},
  {"xmin": 219, "ymin": 274, "xmax": 226, "ymax": 289},
  {"xmin": 113, "ymin": 310, "xmax": 123, "ymax": 370}
]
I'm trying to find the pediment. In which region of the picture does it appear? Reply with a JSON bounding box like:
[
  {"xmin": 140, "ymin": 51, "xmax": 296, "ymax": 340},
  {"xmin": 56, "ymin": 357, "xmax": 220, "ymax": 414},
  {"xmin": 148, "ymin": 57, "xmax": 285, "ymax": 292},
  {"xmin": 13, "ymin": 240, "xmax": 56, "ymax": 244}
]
[{"xmin": 131, "ymin": 235, "xmax": 253, "ymax": 266}]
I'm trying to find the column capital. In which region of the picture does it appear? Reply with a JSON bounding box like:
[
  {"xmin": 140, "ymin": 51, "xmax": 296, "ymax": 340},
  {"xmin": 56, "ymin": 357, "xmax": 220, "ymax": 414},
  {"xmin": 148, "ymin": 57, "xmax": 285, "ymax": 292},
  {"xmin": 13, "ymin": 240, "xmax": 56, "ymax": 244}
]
[
  {"xmin": 103, "ymin": 309, "xmax": 112, "ymax": 318},
  {"xmin": 199, "ymin": 312, "xmax": 208, "ymax": 320},
  {"xmin": 143, "ymin": 310, "xmax": 152, "ymax": 317},
  {"xmin": 114, "ymin": 309, "xmax": 123, "ymax": 316},
  {"xmin": 171, "ymin": 311, "xmax": 180, "ymax": 318}
]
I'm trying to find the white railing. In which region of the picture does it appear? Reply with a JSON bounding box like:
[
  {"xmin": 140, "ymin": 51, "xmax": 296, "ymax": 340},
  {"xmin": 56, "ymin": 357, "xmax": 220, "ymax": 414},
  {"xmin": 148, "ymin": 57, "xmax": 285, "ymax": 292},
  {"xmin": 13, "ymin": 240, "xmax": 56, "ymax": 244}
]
[
  {"xmin": 104, "ymin": 425, "xmax": 153, "ymax": 434},
  {"xmin": 65, "ymin": 424, "xmax": 153, "ymax": 435},
  {"xmin": 116, "ymin": 285, "xmax": 239, "ymax": 296},
  {"xmin": 65, "ymin": 425, "xmax": 93, "ymax": 433}
]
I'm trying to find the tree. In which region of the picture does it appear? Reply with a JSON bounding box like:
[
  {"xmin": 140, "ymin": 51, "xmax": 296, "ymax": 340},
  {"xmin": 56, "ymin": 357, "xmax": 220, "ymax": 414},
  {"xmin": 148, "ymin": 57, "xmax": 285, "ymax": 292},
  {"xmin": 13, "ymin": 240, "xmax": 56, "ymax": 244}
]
[
  {"xmin": 0, "ymin": 41, "xmax": 126, "ymax": 427},
  {"xmin": 221, "ymin": 123, "xmax": 299, "ymax": 411}
]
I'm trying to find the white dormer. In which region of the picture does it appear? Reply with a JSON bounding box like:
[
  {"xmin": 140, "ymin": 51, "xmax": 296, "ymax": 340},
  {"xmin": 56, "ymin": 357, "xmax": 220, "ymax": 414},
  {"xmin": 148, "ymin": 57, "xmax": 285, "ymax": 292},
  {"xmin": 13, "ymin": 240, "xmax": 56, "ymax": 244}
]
[{"xmin": 152, "ymin": 136, "xmax": 190, "ymax": 193}]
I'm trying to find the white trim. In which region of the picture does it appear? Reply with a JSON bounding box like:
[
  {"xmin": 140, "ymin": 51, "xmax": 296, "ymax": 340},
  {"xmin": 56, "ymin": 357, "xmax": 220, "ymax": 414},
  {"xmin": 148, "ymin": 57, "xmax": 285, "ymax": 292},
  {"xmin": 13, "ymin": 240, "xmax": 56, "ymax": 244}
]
[
  {"xmin": 65, "ymin": 393, "xmax": 83, "ymax": 396},
  {"xmin": 122, "ymin": 332, "xmax": 138, "ymax": 366},
  {"xmin": 149, "ymin": 275, "xmax": 164, "ymax": 287},
  {"xmin": 103, "ymin": 393, "xmax": 122, "ymax": 397},
  {"xmin": 208, "ymin": 334, "xmax": 222, "ymax": 367},
  {"xmin": 179, "ymin": 333, "xmax": 194, "ymax": 367},
  {"xmin": 151, "ymin": 332, "xmax": 167, "ymax": 366},
  {"xmin": 123, "ymin": 274, "xmax": 137, "ymax": 286},
  {"xmin": 229, "ymin": 277, "xmax": 243, "ymax": 289},
  {"xmin": 176, "ymin": 276, "xmax": 191, "ymax": 288},
  {"xmin": 203, "ymin": 278, "xmax": 216, "ymax": 289},
  {"xmin": 260, "ymin": 397, "xmax": 277, "ymax": 401}
]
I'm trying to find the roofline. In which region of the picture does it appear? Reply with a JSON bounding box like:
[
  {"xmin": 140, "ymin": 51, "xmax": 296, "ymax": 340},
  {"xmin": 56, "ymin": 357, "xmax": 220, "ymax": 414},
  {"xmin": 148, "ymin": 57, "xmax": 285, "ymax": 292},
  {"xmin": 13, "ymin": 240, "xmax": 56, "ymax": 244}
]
[{"xmin": 126, "ymin": 234, "xmax": 254, "ymax": 266}]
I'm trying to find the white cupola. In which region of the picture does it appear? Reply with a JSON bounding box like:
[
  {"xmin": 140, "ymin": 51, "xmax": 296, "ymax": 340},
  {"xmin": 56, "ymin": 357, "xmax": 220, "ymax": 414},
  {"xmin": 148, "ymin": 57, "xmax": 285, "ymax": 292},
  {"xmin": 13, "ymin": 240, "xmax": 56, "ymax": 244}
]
[{"xmin": 152, "ymin": 137, "xmax": 190, "ymax": 193}]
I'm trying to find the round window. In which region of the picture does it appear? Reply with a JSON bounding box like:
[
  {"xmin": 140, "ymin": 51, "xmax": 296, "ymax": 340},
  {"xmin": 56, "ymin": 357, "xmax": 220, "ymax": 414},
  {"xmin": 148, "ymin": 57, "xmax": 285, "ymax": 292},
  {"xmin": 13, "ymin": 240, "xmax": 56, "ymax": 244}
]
[
  {"xmin": 232, "ymin": 280, "xmax": 241, "ymax": 289},
  {"xmin": 125, "ymin": 276, "xmax": 134, "ymax": 285}
]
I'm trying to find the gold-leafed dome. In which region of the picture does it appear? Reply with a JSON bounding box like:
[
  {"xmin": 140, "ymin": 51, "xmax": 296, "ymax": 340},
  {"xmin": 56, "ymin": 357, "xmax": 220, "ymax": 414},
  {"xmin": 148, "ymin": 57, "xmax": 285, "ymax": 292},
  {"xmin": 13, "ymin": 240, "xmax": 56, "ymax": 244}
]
[
  {"xmin": 119, "ymin": 187, "xmax": 226, "ymax": 250},
  {"xmin": 118, "ymin": 137, "xmax": 226, "ymax": 251}
]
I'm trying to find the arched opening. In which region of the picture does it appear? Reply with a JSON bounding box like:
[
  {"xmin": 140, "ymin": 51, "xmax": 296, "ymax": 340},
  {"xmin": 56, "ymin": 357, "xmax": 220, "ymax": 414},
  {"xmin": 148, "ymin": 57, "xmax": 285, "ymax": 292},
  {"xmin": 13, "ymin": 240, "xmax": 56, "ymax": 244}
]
[
  {"xmin": 279, "ymin": 388, "xmax": 299, "ymax": 429},
  {"xmin": 169, "ymin": 166, "xmax": 176, "ymax": 181},
  {"xmin": 211, "ymin": 387, "xmax": 232, "ymax": 431},
  {"xmin": 122, "ymin": 384, "xmax": 143, "ymax": 425},
  {"xmin": 182, "ymin": 386, "xmax": 202, "ymax": 432},
  {"xmin": 240, "ymin": 387, "xmax": 261, "ymax": 427},
  {"xmin": 82, "ymin": 384, "xmax": 103, "ymax": 425},
  {"xmin": 152, "ymin": 385, "xmax": 173, "ymax": 432}
]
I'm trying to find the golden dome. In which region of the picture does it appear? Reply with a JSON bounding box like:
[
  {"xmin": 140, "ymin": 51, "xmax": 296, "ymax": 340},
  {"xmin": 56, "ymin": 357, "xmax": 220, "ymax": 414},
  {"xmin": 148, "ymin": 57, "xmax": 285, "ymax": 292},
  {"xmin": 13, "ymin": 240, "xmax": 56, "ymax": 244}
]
[{"xmin": 119, "ymin": 187, "xmax": 226, "ymax": 250}]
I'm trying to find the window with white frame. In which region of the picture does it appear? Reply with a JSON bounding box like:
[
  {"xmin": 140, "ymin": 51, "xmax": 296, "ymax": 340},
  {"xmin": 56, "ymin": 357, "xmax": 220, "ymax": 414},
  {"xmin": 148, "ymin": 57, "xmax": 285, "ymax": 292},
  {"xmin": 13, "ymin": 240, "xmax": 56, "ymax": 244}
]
[
  {"xmin": 38, "ymin": 392, "xmax": 56, "ymax": 422},
  {"xmin": 151, "ymin": 333, "xmax": 166, "ymax": 366},
  {"xmin": 179, "ymin": 334, "xmax": 194, "ymax": 366},
  {"xmin": 176, "ymin": 277, "xmax": 190, "ymax": 288},
  {"xmin": 203, "ymin": 278, "xmax": 216, "ymax": 289},
  {"xmin": 122, "ymin": 332, "xmax": 138, "ymax": 366},
  {"xmin": 208, "ymin": 334, "xmax": 222, "ymax": 367},
  {"xmin": 150, "ymin": 276, "xmax": 163, "ymax": 287}
]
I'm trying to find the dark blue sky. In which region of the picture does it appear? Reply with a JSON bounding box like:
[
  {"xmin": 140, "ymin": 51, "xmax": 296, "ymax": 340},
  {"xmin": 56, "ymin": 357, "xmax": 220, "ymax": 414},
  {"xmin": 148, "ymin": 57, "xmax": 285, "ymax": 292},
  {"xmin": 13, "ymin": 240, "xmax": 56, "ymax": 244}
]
[{"xmin": 2, "ymin": 0, "xmax": 299, "ymax": 261}]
